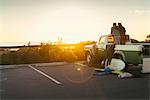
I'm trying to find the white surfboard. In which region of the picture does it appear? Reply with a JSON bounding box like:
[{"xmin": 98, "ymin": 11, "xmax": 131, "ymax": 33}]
[{"xmin": 108, "ymin": 58, "xmax": 125, "ymax": 70}]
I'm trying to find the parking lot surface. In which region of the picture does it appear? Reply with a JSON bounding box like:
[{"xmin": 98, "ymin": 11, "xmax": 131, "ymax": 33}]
[{"xmin": 0, "ymin": 62, "xmax": 149, "ymax": 100}]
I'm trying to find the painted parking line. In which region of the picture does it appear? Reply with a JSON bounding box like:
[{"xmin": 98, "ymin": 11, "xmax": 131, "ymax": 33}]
[{"xmin": 28, "ymin": 65, "xmax": 61, "ymax": 85}]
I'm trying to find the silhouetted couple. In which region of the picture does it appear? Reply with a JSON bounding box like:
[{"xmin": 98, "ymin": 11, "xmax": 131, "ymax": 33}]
[{"xmin": 111, "ymin": 23, "xmax": 126, "ymax": 44}]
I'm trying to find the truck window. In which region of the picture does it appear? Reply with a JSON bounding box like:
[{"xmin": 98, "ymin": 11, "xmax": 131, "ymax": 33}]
[{"xmin": 99, "ymin": 37, "xmax": 106, "ymax": 44}]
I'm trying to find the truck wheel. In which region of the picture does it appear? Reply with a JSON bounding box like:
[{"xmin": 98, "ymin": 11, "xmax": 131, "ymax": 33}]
[
  {"xmin": 86, "ymin": 52, "xmax": 102, "ymax": 68},
  {"xmin": 86, "ymin": 52, "xmax": 93, "ymax": 67},
  {"xmin": 86, "ymin": 52, "xmax": 96, "ymax": 67}
]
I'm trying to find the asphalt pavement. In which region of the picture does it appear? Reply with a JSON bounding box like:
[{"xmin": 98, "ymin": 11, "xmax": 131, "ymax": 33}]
[{"xmin": 0, "ymin": 62, "xmax": 149, "ymax": 100}]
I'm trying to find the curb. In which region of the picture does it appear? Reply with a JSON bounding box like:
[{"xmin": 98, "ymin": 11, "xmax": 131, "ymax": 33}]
[{"xmin": 0, "ymin": 62, "xmax": 68, "ymax": 70}]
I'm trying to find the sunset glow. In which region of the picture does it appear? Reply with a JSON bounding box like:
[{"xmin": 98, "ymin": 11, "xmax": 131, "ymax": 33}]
[{"xmin": 0, "ymin": 0, "xmax": 149, "ymax": 44}]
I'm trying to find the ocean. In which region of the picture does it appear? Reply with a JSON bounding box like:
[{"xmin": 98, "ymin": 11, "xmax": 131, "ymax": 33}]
[{"xmin": 0, "ymin": 42, "xmax": 41, "ymax": 46}]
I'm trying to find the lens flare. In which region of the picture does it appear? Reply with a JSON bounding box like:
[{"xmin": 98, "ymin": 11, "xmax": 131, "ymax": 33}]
[{"xmin": 77, "ymin": 67, "xmax": 81, "ymax": 71}]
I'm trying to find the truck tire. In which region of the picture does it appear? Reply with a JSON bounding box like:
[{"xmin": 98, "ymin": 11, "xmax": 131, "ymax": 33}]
[
  {"xmin": 86, "ymin": 52, "xmax": 93, "ymax": 67},
  {"xmin": 86, "ymin": 52, "xmax": 102, "ymax": 68}
]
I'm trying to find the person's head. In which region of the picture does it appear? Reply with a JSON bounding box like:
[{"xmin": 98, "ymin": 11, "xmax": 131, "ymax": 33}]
[
  {"xmin": 118, "ymin": 23, "xmax": 122, "ymax": 26},
  {"xmin": 113, "ymin": 23, "xmax": 116, "ymax": 27}
]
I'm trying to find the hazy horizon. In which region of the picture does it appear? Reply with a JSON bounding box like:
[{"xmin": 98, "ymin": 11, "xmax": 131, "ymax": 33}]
[{"xmin": 0, "ymin": 0, "xmax": 150, "ymax": 43}]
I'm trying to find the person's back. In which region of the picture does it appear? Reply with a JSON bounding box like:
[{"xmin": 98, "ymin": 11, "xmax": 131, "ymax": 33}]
[
  {"xmin": 111, "ymin": 23, "xmax": 120, "ymax": 44},
  {"xmin": 118, "ymin": 23, "xmax": 126, "ymax": 35},
  {"xmin": 118, "ymin": 23, "xmax": 126, "ymax": 44},
  {"xmin": 111, "ymin": 23, "xmax": 120, "ymax": 36}
]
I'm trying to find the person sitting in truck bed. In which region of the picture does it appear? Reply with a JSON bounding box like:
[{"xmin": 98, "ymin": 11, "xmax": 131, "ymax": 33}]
[
  {"xmin": 118, "ymin": 23, "xmax": 126, "ymax": 35},
  {"xmin": 111, "ymin": 23, "xmax": 120, "ymax": 44},
  {"xmin": 117, "ymin": 23, "xmax": 126, "ymax": 44}
]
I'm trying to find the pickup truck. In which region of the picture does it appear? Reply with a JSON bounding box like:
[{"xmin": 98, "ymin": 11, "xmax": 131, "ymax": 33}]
[{"xmin": 84, "ymin": 35, "xmax": 144, "ymax": 68}]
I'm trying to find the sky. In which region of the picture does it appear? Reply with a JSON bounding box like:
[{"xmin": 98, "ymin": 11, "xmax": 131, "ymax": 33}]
[{"xmin": 0, "ymin": 0, "xmax": 150, "ymax": 44}]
